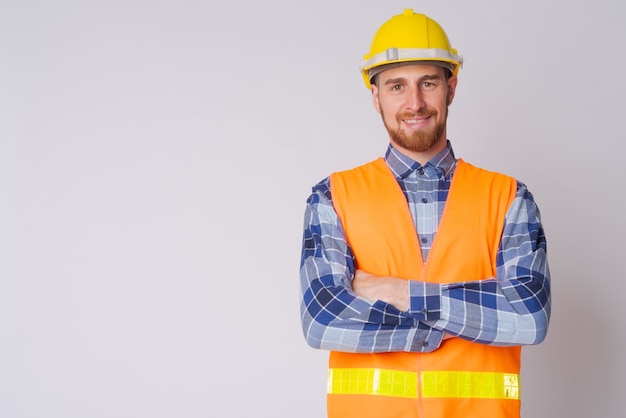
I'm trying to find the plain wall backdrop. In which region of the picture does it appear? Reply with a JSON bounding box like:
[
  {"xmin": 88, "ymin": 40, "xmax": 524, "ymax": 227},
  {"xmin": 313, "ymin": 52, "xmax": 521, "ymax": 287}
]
[{"xmin": 1, "ymin": 1, "xmax": 624, "ymax": 417}]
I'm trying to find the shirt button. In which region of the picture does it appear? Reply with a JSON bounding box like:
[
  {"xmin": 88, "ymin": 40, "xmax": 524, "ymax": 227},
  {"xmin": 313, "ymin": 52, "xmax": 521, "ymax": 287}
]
[
  {"xmin": 417, "ymin": 168, "xmax": 424, "ymax": 175},
  {"xmin": 422, "ymin": 342, "xmax": 429, "ymax": 347},
  {"xmin": 421, "ymin": 308, "xmax": 428, "ymax": 315},
  {"xmin": 421, "ymin": 197, "xmax": 428, "ymax": 203},
  {"xmin": 421, "ymin": 237, "xmax": 428, "ymax": 243}
]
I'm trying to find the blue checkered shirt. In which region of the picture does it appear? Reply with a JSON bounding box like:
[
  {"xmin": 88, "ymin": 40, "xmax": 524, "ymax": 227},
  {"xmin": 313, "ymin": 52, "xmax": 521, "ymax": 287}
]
[{"xmin": 299, "ymin": 142, "xmax": 551, "ymax": 353}]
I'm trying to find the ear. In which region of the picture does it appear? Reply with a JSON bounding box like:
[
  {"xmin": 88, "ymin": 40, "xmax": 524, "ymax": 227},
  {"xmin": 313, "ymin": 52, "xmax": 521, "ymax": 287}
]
[
  {"xmin": 371, "ymin": 84, "xmax": 381, "ymax": 114},
  {"xmin": 446, "ymin": 76, "xmax": 458, "ymax": 106}
]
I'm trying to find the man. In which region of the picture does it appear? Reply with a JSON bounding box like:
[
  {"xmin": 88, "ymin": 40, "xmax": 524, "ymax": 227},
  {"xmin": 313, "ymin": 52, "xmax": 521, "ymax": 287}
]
[{"xmin": 299, "ymin": 9, "xmax": 551, "ymax": 418}]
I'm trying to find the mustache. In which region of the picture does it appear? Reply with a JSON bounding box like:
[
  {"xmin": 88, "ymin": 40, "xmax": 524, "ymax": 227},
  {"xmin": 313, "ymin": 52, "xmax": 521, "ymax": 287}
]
[{"xmin": 397, "ymin": 109, "xmax": 437, "ymax": 119}]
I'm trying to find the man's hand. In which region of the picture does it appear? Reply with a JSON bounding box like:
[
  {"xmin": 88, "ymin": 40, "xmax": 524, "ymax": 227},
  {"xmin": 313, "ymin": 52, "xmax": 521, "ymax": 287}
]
[
  {"xmin": 353, "ymin": 270, "xmax": 455, "ymax": 341},
  {"xmin": 352, "ymin": 269, "xmax": 410, "ymax": 311}
]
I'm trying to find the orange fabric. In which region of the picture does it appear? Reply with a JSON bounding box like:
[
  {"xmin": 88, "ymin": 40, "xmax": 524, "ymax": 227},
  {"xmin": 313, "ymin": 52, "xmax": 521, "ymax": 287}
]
[{"xmin": 328, "ymin": 158, "xmax": 519, "ymax": 418}]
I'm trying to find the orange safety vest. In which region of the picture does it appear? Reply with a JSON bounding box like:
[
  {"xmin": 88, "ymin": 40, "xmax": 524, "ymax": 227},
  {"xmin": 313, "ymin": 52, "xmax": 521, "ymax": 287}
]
[{"xmin": 328, "ymin": 158, "xmax": 519, "ymax": 418}]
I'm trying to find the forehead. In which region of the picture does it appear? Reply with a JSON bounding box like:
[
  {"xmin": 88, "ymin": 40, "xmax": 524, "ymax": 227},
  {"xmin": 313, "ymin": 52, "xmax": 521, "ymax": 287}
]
[{"xmin": 377, "ymin": 63, "xmax": 445, "ymax": 82}]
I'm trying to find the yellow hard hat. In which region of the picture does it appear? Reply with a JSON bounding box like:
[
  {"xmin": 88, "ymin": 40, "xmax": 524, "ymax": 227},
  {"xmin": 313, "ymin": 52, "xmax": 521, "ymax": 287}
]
[{"xmin": 360, "ymin": 9, "xmax": 463, "ymax": 89}]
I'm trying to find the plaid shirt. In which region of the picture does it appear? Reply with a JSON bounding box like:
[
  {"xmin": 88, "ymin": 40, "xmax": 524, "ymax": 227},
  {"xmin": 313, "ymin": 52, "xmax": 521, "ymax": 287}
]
[{"xmin": 299, "ymin": 142, "xmax": 551, "ymax": 353}]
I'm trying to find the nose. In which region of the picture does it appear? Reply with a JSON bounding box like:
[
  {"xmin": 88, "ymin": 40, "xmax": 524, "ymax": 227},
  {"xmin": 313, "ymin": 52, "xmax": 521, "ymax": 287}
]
[{"xmin": 406, "ymin": 85, "xmax": 425, "ymax": 111}]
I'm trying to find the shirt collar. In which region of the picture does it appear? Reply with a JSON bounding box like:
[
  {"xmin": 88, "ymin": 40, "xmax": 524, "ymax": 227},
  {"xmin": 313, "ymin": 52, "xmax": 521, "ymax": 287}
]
[{"xmin": 384, "ymin": 140, "xmax": 457, "ymax": 179}]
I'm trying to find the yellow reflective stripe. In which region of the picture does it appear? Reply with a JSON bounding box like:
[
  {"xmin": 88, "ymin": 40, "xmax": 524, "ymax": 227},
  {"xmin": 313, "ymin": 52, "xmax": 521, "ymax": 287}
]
[
  {"xmin": 327, "ymin": 369, "xmax": 520, "ymax": 400},
  {"xmin": 422, "ymin": 371, "xmax": 520, "ymax": 400},
  {"xmin": 328, "ymin": 368, "xmax": 418, "ymax": 398}
]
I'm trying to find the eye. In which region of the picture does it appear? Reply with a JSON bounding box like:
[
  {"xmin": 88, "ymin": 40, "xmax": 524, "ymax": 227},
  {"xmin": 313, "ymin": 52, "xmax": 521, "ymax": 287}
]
[{"xmin": 420, "ymin": 81, "xmax": 438, "ymax": 90}]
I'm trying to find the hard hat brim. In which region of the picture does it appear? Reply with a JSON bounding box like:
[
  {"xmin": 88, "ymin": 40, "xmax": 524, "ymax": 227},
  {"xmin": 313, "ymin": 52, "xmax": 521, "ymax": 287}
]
[
  {"xmin": 360, "ymin": 47, "xmax": 462, "ymax": 88},
  {"xmin": 366, "ymin": 60, "xmax": 455, "ymax": 83}
]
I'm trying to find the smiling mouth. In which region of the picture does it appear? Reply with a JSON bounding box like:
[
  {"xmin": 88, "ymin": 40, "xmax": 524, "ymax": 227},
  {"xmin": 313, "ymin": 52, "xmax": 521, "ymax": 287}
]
[
  {"xmin": 399, "ymin": 110, "xmax": 435, "ymax": 127},
  {"xmin": 403, "ymin": 117, "xmax": 429, "ymax": 125},
  {"xmin": 401, "ymin": 115, "xmax": 432, "ymax": 129}
]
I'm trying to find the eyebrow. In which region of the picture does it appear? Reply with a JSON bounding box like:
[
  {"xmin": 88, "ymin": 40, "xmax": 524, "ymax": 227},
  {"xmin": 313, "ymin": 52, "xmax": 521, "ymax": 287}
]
[{"xmin": 383, "ymin": 74, "xmax": 441, "ymax": 85}]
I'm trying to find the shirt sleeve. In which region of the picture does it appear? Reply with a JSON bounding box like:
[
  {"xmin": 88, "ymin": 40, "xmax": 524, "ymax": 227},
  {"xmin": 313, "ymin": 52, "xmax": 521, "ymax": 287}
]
[
  {"xmin": 409, "ymin": 181, "xmax": 552, "ymax": 345},
  {"xmin": 300, "ymin": 178, "xmax": 444, "ymax": 353}
]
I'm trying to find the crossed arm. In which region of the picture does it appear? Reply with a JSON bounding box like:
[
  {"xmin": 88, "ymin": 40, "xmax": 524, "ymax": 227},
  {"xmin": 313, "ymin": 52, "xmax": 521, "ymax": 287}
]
[
  {"xmin": 352, "ymin": 270, "xmax": 410, "ymax": 311},
  {"xmin": 299, "ymin": 179, "xmax": 551, "ymax": 353}
]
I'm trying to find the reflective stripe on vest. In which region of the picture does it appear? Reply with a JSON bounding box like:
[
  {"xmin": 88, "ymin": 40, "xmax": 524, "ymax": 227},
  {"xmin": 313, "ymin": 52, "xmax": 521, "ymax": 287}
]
[{"xmin": 328, "ymin": 368, "xmax": 520, "ymax": 400}]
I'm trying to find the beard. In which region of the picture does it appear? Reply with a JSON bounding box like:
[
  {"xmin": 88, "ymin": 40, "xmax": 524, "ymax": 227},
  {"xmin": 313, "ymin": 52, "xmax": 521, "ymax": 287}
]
[{"xmin": 381, "ymin": 107, "xmax": 448, "ymax": 153}]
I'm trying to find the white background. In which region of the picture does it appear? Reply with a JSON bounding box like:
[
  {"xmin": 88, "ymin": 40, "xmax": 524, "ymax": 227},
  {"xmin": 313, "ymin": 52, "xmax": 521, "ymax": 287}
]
[{"xmin": 1, "ymin": 1, "xmax": 624, "ymax": 417}]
